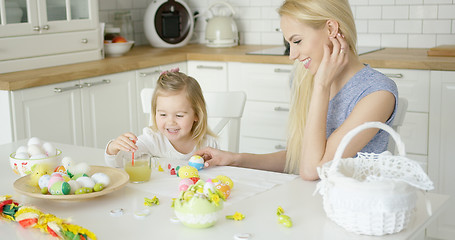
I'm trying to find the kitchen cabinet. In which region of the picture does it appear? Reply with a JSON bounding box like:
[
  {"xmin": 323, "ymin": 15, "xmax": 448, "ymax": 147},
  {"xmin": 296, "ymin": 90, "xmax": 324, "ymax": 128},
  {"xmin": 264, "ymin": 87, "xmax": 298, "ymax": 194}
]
[
  {"xmin": 135, "ymin": 62, "xmax": 187, "ymax": 133},
  {"xmin": 427, "ymin": 70, "xmax": 455, "ymax": 240},
  {"xmin": 0, "ymin": 0, "xmax": 101, "ymax": 73},
  {"xmin": 229, "ymin": 62, "xmax": 292, "ymax": 154},
  {"xmin": 375, "ymin": 68, "xmax": 430, "ymax": 171},
  {"xmin": 10, "ymin": 71, "xmax": 137, "ymax": 148},
  {"xmin": 187, "ymin": 60, "xmax": 228, "ymax": 91}
]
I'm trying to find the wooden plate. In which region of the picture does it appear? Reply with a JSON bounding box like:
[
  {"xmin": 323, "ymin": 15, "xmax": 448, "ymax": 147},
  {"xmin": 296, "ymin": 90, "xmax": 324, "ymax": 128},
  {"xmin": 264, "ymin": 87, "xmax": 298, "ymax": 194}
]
[{"xmin": 13, "ymin": 165, "xmax": 129, "ymax": 200}]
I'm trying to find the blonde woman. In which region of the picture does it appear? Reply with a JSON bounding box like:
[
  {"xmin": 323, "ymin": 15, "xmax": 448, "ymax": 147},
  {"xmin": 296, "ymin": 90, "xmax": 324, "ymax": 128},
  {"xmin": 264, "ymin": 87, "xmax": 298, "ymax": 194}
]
[
  {"xmin": 195, "ymin": 0, "xmax": 398, "ymax": 180},
  {"xmin": 105, "ymin": 69, "xmax": 218, "ymax": 167}
]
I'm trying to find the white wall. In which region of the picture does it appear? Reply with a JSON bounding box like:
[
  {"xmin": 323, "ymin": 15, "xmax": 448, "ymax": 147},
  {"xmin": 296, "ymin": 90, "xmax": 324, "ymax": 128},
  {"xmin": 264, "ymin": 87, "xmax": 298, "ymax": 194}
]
[{"xmin": 99, "ymin": 0, "xmax": 455, "ymax": 48}]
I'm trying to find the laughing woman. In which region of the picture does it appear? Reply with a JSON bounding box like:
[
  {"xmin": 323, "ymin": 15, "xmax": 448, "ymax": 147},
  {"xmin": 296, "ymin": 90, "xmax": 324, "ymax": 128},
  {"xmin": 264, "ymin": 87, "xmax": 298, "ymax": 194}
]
[{"xmin": 195, "ymin": 0, "xmax": 398, "ymax": 180}]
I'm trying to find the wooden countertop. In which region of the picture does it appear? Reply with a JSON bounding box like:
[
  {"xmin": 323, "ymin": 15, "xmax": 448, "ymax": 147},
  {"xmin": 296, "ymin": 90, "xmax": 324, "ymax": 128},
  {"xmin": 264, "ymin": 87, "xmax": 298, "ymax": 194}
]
[{"xmin": 1, "ymin": 44, "xmax": 454, "ymax": 91}]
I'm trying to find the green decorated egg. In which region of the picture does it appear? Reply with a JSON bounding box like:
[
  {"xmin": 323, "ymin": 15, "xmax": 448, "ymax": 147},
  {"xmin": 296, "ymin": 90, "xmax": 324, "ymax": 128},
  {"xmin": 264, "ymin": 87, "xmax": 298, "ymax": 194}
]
[{"xmin": 49, "ymin": 181, "xmax": 70, "ymax": 195}]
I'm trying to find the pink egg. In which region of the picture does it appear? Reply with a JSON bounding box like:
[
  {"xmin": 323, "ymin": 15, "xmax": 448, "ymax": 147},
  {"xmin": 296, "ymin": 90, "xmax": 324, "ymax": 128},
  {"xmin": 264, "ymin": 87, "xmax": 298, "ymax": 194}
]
[
  {"xmin": 178, "ymin": 178, "xmax": 194, "ymax": 191},
  {"xmin": 47, "ymin": 174, "xmax": 64, "ymax": 188}
]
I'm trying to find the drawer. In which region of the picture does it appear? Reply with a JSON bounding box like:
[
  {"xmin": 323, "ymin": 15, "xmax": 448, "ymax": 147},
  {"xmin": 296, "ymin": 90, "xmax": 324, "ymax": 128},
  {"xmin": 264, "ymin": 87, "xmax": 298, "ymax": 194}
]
[
  {"xmin": 0, "ymin": 30, "xmax": 100, "ymax": 61},
  {"xmin": 375, "ymin": 68, "xmax": 430, "ymax": 113},
  {"xmin": 241, "ymin": 101, "xmax": 289, "ymax": 141},
  {"xmin": 399, "ymin": 112, "xmax": 428, "ymax": 155},
  {"xmin": 229, "ymin": 62, "xmax": 292, "ymax": 103},
  {"xmin": 187, "ymin": 61, "xmax": 227, "ymax": 91},
  {"xmin": 240, "ymin": 136, "xmax": 287, "ymax": 154}
]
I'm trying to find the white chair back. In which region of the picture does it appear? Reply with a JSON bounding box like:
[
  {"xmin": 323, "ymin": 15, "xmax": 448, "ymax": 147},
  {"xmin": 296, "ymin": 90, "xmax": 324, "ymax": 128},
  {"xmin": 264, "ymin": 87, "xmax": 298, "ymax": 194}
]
[
  {"xmin": 388, "ymin": 97, "xmax": 408, "ymax": 153},
  {"xmin": 140, "ymin": 88, "xmax": 246, "ymax": 152}
]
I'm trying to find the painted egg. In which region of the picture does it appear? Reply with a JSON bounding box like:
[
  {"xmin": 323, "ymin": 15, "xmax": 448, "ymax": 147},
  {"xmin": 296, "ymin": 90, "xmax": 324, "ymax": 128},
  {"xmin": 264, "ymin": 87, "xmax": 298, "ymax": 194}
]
[
  {"xmin": 14, "ymin": 152, "xmax": 29, "ymax": 159},
  {"xmin": 215, "ymin": 175, "xmax": 234, "ymax": 189},
  {"xmin": 215, "ymin": 183, "xmax": 231, "ymax": 199},
  {"xmin": 93, "ymin": 183, "xmax": 104, "ymax": 192},
  {"xmin": 49, "ymin": 181, "xmax": 71, "ymax": 195},
  {"xmin": 27, "ymin": 144, "xmax": 44, "ymax": 156},
  {"xmin": 91, "ymin": 172, "xmax": 110, "ymax": 187},
  {"xmin": 71, "ymin": 173, "xmax": 88, "ymax": 180},
  {"xmin": 75, "ymin": 187, "xmax": 93, "ymax": 195},
  {"xmin": 188, "ymin": 155, "xmax": 204, "ymax": 170},
  {"xmin": 16, "ymin": 146, "xmax": 28, "ymax": 154},
  {"xmin": 42, "ymin": 142, "xmax": 57, "ymax": 157},
  {"xmin": 203, "ymin": 181, "xmax": 216, "ymax": 195},
  {"xmin": 67, "ymin": 180, "xmax": 81, "ymax": 194},
  {"xmin": 27, "ymin": 137, "xmax": 41, "ymax": 146},
  {"xmin": 177, "ymin": 166, "xmax": 199, "ymax": 179},
  {"xmin": 76, "ymin": 176, "xmax": 95, "ymax": 189},
  {"xmin": 47, "ymin": 174, "xmax": 64, "ymax": 188},
  {"xmin": 30, "ymin": 154, "xmax": 47, "ymax": 159},
  {"xmin": 38, "ymin": 174, "xmax": 51, "ymax": 189},
  {"xmin": 54, "ymin": 165, "xmax": 66, "ymax": 173},
  {"xmin": 178, "ymin": 178, "xmax": 194, "ymax": 191}
]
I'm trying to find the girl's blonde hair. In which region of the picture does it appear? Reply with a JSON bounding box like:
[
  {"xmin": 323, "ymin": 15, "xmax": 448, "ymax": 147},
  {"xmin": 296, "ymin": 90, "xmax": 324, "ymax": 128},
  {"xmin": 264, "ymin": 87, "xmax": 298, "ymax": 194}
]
[
  {"xmin": 278, "ymin": 0, "xmax": 357, "ymax": 174},
  {"xmin": 150, "ymin": 72, "xmax": 215, "ymax": 148}
]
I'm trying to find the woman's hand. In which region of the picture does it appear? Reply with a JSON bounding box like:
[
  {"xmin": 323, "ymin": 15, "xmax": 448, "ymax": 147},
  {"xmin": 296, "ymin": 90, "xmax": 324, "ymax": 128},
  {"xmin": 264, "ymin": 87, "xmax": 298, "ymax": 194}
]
[
  {"xmin": 313, "ymin": 33, "xmax": 349, "ymax": 89},
  {"xmin": 194, "ymin": 147, "xmax": 238, "ymax": 168},
  {"xmin": 106, "ymin": 132, "xmax": 138, "ymax": 155}
]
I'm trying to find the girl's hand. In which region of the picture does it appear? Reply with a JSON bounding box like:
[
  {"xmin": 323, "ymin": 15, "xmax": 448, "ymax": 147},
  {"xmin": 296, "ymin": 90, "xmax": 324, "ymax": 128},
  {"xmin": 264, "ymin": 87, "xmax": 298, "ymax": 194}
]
[
  {"xmin": 194, "ymin": 147, "xmax": 237, "ymax": 168},
  {"xmin": 106, "ymin": 132, "xmax": 138, "ymax": 155},
  {"xmin": 313, "ymin": 33, "xmax": 349, "ymax": 89}
]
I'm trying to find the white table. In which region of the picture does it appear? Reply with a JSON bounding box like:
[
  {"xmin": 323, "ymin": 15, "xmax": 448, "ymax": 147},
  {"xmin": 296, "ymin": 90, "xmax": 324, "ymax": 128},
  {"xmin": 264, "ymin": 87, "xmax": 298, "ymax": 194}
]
[{"xmin": 0, "ymin": 141, "xmax": 450, "ymax": 240}]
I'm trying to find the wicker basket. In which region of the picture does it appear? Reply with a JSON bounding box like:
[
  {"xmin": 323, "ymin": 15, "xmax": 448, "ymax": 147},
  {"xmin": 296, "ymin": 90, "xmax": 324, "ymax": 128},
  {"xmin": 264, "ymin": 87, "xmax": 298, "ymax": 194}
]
[{"xmin": 315, "ymin": 122, "xmax": 434, "ymax": 236}]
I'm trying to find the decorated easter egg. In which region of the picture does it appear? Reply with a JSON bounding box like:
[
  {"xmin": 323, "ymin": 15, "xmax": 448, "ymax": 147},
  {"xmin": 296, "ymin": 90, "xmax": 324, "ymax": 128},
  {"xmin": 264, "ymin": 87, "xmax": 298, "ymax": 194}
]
[
  {"xmin": 75, "ymin": 187, "xmax": 93, "ymax": 195},
  {"xmin": 214, "ymin": 175, "xmax": 234, "ymax": 189},
  {"xmin": 178, "ymin": 166, "xmax": 199, "ymax": 179},
  {"xmin": 27, "ymin": 144, "xmax": 44, "ymax": 156},
  {"xmin": 14, "ymin": 152, "xmax": 29, "ymax": 159},
  {"xmin": 179, "ymin": 178, "xmax": 194, "ymax": 192},
  {"xmin": 91, "ymin": 172, "xmax": 110, "ymax": 187},
  {"xmin": 16, "ymin": 146, "xmax": 28, "ymax": 154},
  {"xmin": 188, "ymin": 155, "xmax": 204, "ymax": 170},
  {"xmin": 47, "ymin": 174, "xmax": 64, "ymax": 188},
  {"xmin": 67, "ymin": 180, "xmax": 81, "ymax": 194},
  {"xmin": 42, "ymin": 142, "xmax": 57, "ymax": 157},
  {"xmin": 215, "ymin": 183, "xmax": 231, "ymax": 200},
  {"xmin": 38, "ymin": 174, "xmax": 51, "ymax": 189},
  {"xmin": 54, "ymin": 165, "xmax": 66, "ymax": 173},
  {"xmin": 27, "ymin": 137, "xmax": 41, "ymax": 146},
  {"xmin": 49, "ymin": 181, "xmax": 70, "ymax": 195},
  {"xmin": 203, "ymin": 181, "xmax": 216, "ymax": 195},
  {"xmin": 76, "ymin": 176, "xmax": 95, "ymax": 189},
  {"xmin": 93, "ymin": 183, "xmax": 104, "ymax": 192},
  {"xmin": 71, "ymin": 173, "xmax": 88, "ymax": 180}
]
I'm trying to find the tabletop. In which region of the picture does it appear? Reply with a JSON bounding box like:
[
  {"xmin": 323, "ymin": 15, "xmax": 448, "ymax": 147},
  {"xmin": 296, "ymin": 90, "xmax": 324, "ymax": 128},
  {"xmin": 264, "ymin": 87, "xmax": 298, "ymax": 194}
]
[{"xmin": 0, "ymin": 141, "xmax": 450, "ymax": 240}]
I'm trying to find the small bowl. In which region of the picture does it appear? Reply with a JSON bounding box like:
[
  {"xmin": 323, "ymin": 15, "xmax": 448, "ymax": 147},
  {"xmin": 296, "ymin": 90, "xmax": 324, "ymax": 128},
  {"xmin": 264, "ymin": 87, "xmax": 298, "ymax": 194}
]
[
  {"xmin": 104, "ymin": 41, "xmax": 134, "ymax": 57},
  {"xmin": 10, "ymin": 149, "xmax": 62, "ymax": 176}
]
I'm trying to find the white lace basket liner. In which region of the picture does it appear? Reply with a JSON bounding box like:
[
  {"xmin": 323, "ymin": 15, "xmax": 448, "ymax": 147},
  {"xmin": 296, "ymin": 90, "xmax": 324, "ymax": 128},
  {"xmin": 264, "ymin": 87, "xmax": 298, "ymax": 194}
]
[{"xmin": 315, "ymin": 122, "xmax": 434, "ymax": 236}]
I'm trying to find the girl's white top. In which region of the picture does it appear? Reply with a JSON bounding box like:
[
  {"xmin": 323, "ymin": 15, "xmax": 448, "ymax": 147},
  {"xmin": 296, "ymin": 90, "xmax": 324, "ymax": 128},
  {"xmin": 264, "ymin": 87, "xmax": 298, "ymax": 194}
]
[{"xmin": 104, "ymin": 127, "xmax": 218, "ymax": 168}]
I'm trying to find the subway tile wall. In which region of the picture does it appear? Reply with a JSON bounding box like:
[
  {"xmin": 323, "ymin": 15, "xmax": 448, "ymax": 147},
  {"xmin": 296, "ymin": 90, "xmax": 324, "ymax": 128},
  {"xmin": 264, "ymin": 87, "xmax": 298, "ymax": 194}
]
[{"xmin": 99, "ymin": 0, "xmax": 455, "ymax": 48}]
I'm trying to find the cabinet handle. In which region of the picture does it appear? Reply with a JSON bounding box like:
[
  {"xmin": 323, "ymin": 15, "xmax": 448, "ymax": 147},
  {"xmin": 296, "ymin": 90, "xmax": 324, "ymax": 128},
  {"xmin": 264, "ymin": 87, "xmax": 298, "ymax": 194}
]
[
  {"xmin": 33, "ymin": 26, "xmax": 40, "ymax": 31},
  {"xmin": 275, "ymin": 144, "xmax": 286, "ymax": 150},
  {"xmin": 274, "ymin": 68, "xmax": 291, "ymax": 73},
  {"xmin": 81, "ymin": 38, "xmax": 88, "ymax": 44},
  {"xmin": 42, "ymin": 25, "xmax": 50, "ymax": 30},
  {"xmin": 139, "ymin": 70, "xmax": 161, "ymax": 77},
  {"xmin": 274, "ymin": 106, "xmax": 289, "ymax": 112},
  {"xmin": 385, "ymin": 73, "xmax": 403, "ymax": 78},
  {"xmin": 196, "ymin": 65, "xmax": 223, "ymax": 70},
  {"xmin": 53, "ymin": 84, "xmax": 84, "ymax": 93},
  {"xmin": 83, "ymin": 79, "xmax": 111, "ymax": 87}
]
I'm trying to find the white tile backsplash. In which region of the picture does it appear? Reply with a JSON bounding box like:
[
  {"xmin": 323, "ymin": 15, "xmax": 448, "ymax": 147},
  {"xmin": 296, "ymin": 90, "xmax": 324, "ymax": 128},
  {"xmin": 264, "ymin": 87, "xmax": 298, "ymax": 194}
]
[{"xmin": 99, "ymin": 0, "xmax": 455, "ymax": 48}]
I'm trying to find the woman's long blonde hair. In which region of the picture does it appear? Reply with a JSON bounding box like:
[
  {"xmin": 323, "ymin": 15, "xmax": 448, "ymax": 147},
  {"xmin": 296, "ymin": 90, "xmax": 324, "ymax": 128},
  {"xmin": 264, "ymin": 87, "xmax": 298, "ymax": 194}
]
[
  {"xmin": 150, "ymin": 72, "xmax": 216, "ymax": 148},
  {"xmin": 278, "ymin": 0, "xmax": 357, "ymax": 174}
]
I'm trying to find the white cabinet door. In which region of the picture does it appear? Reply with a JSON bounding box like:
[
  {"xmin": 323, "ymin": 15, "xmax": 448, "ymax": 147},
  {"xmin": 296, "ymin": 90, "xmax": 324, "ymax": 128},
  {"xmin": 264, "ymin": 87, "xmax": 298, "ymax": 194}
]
[
  {"xmin": 81, "ymin": 71, "xmax": 137, "ymax": 148},
  {"xmin": 427, "ymin": 70, "xmax": 455, "ymax": 240},
  {"xmin": 10, "ymin": 80, "xmax": 84, "ymax": 145},
  {"xmin": 187, "ymin": 61, "xmax": 227, "ymax": 91}
]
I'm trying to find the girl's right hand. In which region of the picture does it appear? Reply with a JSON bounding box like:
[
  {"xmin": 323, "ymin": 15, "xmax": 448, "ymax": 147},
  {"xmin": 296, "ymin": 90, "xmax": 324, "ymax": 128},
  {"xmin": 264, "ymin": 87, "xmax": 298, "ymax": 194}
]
[{"xmin": 106, "ymin": 132, "xmax": 138, "ymax": 155}]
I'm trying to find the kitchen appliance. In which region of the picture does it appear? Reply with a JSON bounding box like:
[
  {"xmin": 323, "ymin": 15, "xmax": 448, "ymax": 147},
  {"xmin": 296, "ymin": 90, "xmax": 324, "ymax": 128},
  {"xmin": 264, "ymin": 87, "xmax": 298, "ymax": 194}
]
[
  {"xmin": 205, "ymin": 2, "xmax": 238, "ymax": 48},
  {"xmin": 246, "ymin": 46, "xmax": 382, "ymax": 56},
  {"xmin": 144, "ymin": 0, "xmax": 194, "ymax": 48}
]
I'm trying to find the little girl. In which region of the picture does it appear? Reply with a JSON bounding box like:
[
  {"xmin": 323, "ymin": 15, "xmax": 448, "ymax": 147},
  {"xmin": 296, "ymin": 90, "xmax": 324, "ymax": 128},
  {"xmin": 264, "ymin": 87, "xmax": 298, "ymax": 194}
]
[{"xmin": 104, "ymin": 69, "xmax": 218, "ymax": 167}]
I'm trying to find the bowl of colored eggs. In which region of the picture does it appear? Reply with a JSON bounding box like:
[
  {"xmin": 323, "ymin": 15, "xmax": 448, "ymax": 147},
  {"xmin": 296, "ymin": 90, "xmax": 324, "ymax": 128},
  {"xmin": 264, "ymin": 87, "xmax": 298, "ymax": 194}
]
[{"xmin": 9, "ymin": 137, "xmax": 62, "ymax": 176}]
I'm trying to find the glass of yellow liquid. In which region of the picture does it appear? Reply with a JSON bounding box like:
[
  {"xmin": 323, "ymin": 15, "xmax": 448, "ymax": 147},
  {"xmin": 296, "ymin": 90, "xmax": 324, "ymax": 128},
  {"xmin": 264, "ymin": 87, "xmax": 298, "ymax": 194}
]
[{"xmin": 124, "ymin": 153, "xmax": 152, "ymax": 183}]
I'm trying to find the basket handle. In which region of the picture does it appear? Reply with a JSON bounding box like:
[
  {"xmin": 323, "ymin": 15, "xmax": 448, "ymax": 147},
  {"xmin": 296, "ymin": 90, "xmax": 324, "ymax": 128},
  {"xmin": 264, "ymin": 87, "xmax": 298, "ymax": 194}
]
[{"xmin": 330, "ymin": 121, "xmax": 406, "ymax": 172}]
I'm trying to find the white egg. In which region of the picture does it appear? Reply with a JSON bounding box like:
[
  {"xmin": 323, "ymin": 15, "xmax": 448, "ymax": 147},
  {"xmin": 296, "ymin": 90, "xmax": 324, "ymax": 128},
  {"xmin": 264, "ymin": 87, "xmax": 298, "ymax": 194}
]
[
  {"xmin": 38, "ymin": 175, "xmax": 51, "ymax": 189},
  {"xmin": 27, "ymin": 144, "xmax": 44, "ymax": 156},
  {"xmin": 67, "ymin": 180, "xmax": 81, "ymax": 194},
  {"xmin": 76, "ymin": 176, "xmax": 95, "ymax": 189},
  {"xmin": 16, "ymin": 146, "xmax": 28, "ymax": 154},
  {"xmin": 42, "ymin": 142, "xmax": 57, "ymax": 157},
  {"xmin": 27, "ymin": 137, "xmax": 42, "ymax": 146},
  {"xmin": 91, "ymin": 172, "xmax": 110, "ymax": 187},
  {"xmin": 30, "ymin": 153, "xmax": 47, "ymax": 159},
  {"xmin": 203, "ymin": 181, "xmax": 216, "ymax": 195},
  {"xmin": 14, "ymin": 152, "xmax": 29, "ymax": 159}
]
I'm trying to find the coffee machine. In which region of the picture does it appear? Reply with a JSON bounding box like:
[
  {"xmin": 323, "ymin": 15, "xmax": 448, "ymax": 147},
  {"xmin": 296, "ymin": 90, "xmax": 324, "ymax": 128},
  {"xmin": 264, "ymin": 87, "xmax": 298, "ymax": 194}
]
[{"xmin": 144, "ymin": 0, "xmax": 194, "ymax": 48}]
